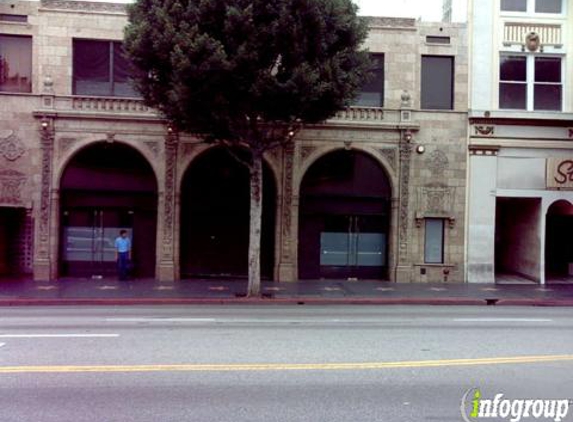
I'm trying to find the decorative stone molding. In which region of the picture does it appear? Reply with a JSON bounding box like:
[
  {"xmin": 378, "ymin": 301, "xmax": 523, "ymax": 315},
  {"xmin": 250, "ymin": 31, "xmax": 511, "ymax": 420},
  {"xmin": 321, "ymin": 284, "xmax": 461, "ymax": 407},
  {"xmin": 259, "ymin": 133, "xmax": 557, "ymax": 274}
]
[
  {"xmin": 59, "ymin": 138, "xmax": 78, "ymax": 156},
  {"xmin": 162, "ymin": 128, "xmax": 178, "ymax": 259},
  {"xmin": 474, "ymin": 125, "xmax": 495, "ymax": 136},
  {"xmin": 144, "ymin": 141, "xmax": 159, "ymax": 157},
  {"xmin": 0, "ymin": 170, "xmax": 26, "ymax": 205},
  {"xmin": 398, "ymin": 141, "xmax": 412, "ymax": 261},
  {"xmin": 0, "ymin": 131, "xmax": 26, "ymax": 162},
  {"xmin": 181, "ymin": 143, "xmax": 196, "ymax": 156},
  {"xmin": 426, "ymin": 149, "xmax": 449, "ymax": 177},
  {"xmin": 300, "ymin": 145, "xmax": 317, "ymax": 163},
  {"xmin": 469, "ymin": 145, "xmax": 499, "ymax": 156},
  {"xmin": 282, "ymin": 143, "xmax": 295, "ymax": 258},
  {"xmin": 38, "ymin": 118, "xmax": 55, "ymax": 256},
  {"xmin": 525, "ymin": 32, "xmax": 540, "ymax": 52},
  {"xmin": 41, "ymin": 0, "xmax": 127, "ymax": 13},
  {"xmin": 417, "ymin": 184, "xmax": 455, "ymax": 215},
  {"xmin": 378, "ymin": 148, "xmax": 397, "ymax": 173}
]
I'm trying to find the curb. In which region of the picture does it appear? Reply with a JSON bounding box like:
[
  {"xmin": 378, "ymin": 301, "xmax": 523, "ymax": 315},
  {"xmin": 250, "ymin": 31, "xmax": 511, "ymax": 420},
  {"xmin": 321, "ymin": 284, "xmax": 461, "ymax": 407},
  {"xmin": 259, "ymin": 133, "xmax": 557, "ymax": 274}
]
[{"xmin": 0, "ymin": 297, "xmax": 572, "ymax": 307}]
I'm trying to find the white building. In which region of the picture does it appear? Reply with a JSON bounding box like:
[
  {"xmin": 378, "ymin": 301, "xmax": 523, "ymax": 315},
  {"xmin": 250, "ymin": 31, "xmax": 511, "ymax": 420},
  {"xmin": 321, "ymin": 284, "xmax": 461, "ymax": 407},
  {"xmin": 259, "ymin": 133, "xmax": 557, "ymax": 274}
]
[{"xmin": 467, "ymin": 0, "xmax": 573, "ymax": 284}]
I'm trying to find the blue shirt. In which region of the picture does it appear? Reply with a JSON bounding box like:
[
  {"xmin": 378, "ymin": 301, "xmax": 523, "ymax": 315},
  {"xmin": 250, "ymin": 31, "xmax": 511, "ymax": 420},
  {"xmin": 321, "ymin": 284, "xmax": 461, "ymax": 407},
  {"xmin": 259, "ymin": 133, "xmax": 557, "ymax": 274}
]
[{"xmin": 115, "ymin": 236, "xmax": 131, "ymax": 253}]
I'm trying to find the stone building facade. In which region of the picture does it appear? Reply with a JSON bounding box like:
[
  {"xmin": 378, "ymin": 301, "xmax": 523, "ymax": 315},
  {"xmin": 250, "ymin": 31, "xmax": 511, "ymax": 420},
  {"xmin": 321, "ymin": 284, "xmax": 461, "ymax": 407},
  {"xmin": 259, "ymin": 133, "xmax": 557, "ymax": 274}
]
[
  {"xmin": 467, "ymin": 0, "xmax": 573, "ymax": 284},
  {"xmin": 0, "ymin": 0, "xmax": 468, "ymax": 283}
]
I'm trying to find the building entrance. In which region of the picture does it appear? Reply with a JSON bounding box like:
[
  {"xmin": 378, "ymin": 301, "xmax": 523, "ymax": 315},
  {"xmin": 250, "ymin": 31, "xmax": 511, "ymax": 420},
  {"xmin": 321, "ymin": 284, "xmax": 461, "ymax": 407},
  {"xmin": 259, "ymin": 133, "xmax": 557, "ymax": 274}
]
[
  {"xmin": 545, "ymin": 200, "xmax": 573, "ymax": 281},
  {"xmin": 59, "ymin": 142, "xmax": 158, "ymax": 278},
  {"xmin": 299, "ymin": 150, "xmax": 391, "ymax": 280},
  {"xmin": 180, "ymin": 148, "xmax": 276, "ymax": 279},
  {"xmin": 61, "ymin": 208, "xmax": 133, "ymax": 278}
]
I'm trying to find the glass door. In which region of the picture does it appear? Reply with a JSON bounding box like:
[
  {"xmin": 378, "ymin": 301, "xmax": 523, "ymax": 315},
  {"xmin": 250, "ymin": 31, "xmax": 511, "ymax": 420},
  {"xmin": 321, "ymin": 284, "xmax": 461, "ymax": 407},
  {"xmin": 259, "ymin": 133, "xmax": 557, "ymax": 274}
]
[
  {"xmin": 319, "ymin": 215, "xmax": 386, "ymax": 279},
  {"xmin": 61, "ymin": 208, "xmax": 133, "ymax": 278}
]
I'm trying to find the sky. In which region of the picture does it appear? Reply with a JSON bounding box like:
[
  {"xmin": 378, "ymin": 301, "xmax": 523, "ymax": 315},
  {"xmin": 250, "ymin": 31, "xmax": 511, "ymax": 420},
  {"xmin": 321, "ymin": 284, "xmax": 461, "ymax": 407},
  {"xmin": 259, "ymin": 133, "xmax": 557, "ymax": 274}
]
[
  {"xmin": 354, "ymin": 0, "xmax": 444, "ymax": 20},
  {"xmin": 56, "ymin": 0, "xmax": 465, "ymax": 22}
]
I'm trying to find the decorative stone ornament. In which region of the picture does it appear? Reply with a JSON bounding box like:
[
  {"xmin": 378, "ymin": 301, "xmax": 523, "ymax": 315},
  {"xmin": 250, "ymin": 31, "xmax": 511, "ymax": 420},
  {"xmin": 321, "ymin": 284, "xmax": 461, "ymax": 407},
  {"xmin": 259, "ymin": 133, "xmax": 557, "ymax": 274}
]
[
  {"xmin": 0, "ymin": 131, "xmax": 26, "ymax": 162},
  {"xmin": 525, "ymin": 32, "xmax": 540, "ymax": 52},
  {"xmin": 0, "ymin": 170, "xmax": 26, "ymax": 205}
]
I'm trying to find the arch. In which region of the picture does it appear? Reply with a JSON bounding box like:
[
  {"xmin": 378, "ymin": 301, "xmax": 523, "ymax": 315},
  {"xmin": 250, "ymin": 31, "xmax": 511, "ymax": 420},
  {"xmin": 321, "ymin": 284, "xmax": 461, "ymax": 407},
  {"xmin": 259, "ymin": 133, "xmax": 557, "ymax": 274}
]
[
  {"xmin": 58, "ymin": 141, "xmax": 159, "ymax": 279},
  {"xmin": 545, "ymin": 199, "xmax": 573, "ymax": 281},
  {"xmin": 179, "ymin": 146, "xmax": 277, "ymax": 279},
  {"xmin": 547, "ymin": 199, "xmax": 573, "ymax": 215},
  {"xmin": 177, "ymin": 144, "xmax": 281, "ymax": 198},
  {"xmin": 56, "ymin": 137, "xmax": 161, "ymax": 191},
  {"xmin": 297, "ymin": 148, "xmax": 393, "ymax": 280},
  {"xmin": 295, "ymin": 144, "xmax": 398, "ymax": 199}
]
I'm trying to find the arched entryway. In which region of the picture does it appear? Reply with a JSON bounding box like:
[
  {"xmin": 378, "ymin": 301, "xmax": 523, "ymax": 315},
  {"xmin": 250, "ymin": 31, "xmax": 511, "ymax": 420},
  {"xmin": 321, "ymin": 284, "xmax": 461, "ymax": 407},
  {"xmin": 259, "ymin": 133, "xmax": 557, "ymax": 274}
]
[
  {"xmin": 545, "ymin": 200, "xmax": 573, "ymax": 281},
  {"xmin": 180, "ymin": 148, "xmax": 276, "ymax": 279},
  {"xmin": 298, "ymin": 149, "xmax": 391, "ymax": 280},
  {"xmin": 59, "ymin": 142, "xmax": 158, "ymax": 278}
]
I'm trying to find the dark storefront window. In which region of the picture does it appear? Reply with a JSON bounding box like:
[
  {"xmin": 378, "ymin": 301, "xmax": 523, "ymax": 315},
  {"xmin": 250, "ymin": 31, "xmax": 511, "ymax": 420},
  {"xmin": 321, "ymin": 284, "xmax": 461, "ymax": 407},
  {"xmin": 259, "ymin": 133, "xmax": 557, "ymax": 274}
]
[
  {"xmin": 354, "ymin": 54, "xmax": 384, "ymax": 107},
  {"xmin": 0, "ymin": 34, "xmax": 32, "ymax": 93},
  {"xmin": 421, "ymin": 55, "xmax": 454, "ymax": 110},
  {"xmin": 73, "ymin": 39, "xmax": 138, "ymax": 97}
]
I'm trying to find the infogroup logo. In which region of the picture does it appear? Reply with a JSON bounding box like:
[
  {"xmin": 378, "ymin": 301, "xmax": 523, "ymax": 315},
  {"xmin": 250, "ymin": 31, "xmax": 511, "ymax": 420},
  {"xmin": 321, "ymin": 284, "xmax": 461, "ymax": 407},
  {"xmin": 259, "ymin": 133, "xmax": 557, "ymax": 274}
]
[{"xmin": 461, "ymin": 388, "xmax": 571, "ymax": 422}]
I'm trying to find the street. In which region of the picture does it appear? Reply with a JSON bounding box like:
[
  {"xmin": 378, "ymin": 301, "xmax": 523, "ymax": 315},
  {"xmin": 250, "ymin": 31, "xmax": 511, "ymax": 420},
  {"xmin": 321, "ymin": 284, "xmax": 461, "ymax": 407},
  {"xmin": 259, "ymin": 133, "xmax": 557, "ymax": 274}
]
[{"xmin": 0, "ymin": 305, "xmax": 572, "ymax": 421}]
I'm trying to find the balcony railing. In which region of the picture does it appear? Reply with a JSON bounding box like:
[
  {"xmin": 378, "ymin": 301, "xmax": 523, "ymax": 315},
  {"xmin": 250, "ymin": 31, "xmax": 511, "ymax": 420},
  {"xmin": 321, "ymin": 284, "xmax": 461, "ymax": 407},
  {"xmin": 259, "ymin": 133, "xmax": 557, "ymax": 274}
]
[
  {"xmin": 71, "ymin": 96, "xmax": 153, "ymax": 114},
  {"xmin": 333, "ymin": 106, "xmax": 384, "ymax": 122},
  {"xmin": 43, "ymin": 95, "xmax": 388, "ymax": 125},
  {"xmin": 503, "ymin": 22, "xmax": 562, "ymax": 46}
]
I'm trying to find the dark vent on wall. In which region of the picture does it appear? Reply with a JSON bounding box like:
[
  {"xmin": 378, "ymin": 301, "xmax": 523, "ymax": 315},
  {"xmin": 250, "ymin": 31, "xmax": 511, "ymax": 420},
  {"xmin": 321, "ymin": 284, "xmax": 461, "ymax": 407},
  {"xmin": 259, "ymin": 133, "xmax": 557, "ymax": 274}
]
[
  {"xmin": 426, "ymin": 36, "xmax": 451, "ymax": 44},
  {"xmin": 0, "ymin": 14, "xmax": 28, "ymax": 23}
]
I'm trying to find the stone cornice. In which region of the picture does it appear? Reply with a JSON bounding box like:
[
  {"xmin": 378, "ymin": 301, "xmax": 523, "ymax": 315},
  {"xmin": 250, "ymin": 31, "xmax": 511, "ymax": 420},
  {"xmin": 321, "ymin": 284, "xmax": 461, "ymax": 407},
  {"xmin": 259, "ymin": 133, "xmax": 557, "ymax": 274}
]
[{"xmin": 40, "ymin": 0, "xmax": 127, "ymax": 14}]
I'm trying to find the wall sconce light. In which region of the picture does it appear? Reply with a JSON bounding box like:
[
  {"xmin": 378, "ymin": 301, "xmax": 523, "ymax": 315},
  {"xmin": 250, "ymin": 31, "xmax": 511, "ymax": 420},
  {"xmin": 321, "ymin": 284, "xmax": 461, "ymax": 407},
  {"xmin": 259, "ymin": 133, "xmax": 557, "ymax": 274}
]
[
  {"xmin": 41, "ymin": 118, "xmax": 49, "ymax": 130},
  {"xmin": 403, "ymin": 130, "xmax": 412, "ymax": 142},
  {"xmin": 416, "ymin": 145, "xmax": 425, "ymax": 154}
]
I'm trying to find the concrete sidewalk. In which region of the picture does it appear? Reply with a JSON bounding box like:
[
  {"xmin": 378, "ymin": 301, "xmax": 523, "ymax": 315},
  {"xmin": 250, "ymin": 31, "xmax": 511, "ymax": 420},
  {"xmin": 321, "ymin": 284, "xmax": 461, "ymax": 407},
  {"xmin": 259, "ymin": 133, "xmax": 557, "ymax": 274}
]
[{"xmin": 1, "ymin": 277, "xmax": 573, "ymax": 306}]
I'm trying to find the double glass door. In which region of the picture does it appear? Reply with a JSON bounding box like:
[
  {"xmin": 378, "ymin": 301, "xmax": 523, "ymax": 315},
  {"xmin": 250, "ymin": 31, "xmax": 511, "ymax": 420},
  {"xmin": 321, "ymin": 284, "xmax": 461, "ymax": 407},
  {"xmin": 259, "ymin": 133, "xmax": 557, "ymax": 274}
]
[
  {"xmin": 61, "ymin": 208, "xmax": 132, "ymax": 278},
  {"xmin": 319, "ymin": 215, "xmax": 386, "ymax": 279}
]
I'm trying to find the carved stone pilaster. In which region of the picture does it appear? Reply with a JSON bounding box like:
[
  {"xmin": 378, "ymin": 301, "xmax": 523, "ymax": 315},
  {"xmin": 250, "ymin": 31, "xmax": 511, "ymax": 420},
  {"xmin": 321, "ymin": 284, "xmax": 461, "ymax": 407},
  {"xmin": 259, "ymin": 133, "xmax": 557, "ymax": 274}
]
[
  {"xmin": 398, "ymin": 140, "xmax": 412, "ymax": 262},
  {"xmin": 282, "ymin": 143, "xmax": 295, "ymax": 251},
  {"xmin": 38, "ymin": 119, "xmax": 55, "ymax": 259},
  {"xmin": 278, "ymin": 142, "xmax": 296, "ymax": 281},
  {"xmin": 162, "ymin": 129, "xmax": 178, "ymax": 261}
]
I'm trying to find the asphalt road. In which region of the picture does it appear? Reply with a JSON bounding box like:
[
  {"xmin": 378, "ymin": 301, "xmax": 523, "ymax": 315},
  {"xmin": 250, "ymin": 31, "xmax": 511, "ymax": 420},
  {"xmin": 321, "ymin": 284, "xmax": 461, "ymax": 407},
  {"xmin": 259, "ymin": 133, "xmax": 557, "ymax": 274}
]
[{"xmin": 0, "ymin": 305, "xmax": 572, "ymax": 422}]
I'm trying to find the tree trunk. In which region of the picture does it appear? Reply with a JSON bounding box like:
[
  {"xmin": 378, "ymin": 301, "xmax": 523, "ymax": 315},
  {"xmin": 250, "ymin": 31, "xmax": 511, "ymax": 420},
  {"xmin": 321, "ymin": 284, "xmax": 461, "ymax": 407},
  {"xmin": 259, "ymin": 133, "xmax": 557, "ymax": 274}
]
[{"xmin": 247, "ymin": 151, "xmax": 263, "ymax": 296}]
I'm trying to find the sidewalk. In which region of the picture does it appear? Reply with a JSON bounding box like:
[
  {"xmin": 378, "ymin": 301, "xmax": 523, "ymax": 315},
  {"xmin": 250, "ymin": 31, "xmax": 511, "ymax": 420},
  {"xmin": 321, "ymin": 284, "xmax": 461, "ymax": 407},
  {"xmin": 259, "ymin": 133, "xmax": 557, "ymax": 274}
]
[{"xmin": 1, "ymin": 277, "xmax": 573, "ymax": 306}]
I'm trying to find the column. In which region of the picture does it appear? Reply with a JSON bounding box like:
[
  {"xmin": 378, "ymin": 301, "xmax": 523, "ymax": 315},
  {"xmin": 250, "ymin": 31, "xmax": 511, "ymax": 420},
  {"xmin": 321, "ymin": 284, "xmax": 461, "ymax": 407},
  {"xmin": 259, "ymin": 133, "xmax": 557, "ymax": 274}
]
[
  {"xmin": 277, "ymin": 143, "xmax": 297, "ymax": 281},
  {"xmin": 33, "ymin": 117, "xmax": 55, "ymax": 281},
  {"xmin": 157, "ymin": 127, "xmax": 178, "ymax": 281}
]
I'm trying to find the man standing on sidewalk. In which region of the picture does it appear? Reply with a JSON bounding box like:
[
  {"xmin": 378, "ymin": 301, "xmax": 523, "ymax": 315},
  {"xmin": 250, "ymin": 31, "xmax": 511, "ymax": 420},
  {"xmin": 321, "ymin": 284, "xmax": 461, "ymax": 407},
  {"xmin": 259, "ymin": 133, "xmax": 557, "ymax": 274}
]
[{"xmin": 114, "ymin": 229, "xmax": 131, "ymax": 281}]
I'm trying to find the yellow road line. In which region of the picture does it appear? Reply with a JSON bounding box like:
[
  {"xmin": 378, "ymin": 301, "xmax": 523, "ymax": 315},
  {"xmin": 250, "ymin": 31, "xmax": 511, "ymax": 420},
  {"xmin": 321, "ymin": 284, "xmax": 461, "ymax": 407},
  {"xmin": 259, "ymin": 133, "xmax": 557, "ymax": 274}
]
[{"xmin": 1, "ymin": 355, "xmax": 572, "ymax": 374}]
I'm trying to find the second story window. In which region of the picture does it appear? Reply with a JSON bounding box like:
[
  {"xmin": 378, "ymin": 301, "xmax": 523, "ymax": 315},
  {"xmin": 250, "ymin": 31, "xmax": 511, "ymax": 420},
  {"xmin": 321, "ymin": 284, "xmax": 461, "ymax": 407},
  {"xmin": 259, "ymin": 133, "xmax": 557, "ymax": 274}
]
[
  {"xmin": 73, "ymin": 39, "xmax": 138, "ymax": 97},
  {"xmin": 501, "ymin": 0, "xmax": 562, "ymax": 13},
  {"xmin": 354, "ymin": 53, "xmax": 384, "ymax": 107},
  {"xmin": 0, "ymin": 34, "xmax": 32, "ymax": 93},
  {"xmin": 421, "ymin": 55, "xmax": 454, "ymax": 110},
  {"xmin": 499, "ymin": 55, "xmax": 562, "ymax": 111}
]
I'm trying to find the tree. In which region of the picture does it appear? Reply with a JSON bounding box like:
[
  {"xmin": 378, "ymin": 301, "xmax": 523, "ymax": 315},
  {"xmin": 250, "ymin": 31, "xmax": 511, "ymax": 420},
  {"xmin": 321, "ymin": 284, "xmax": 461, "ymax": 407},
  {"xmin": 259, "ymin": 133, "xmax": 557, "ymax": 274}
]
[{"xmin": 124, "ymin": 0, "xmax": 371, "ymax": 296}]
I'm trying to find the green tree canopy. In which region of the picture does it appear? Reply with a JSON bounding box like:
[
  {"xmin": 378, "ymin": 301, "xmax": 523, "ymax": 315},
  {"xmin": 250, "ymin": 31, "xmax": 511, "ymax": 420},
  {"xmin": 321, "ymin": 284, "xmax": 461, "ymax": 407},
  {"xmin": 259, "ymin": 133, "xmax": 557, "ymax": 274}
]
[{"xmin": 124, "ymin": 0, "xmax": 371, "ymax": 145}]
